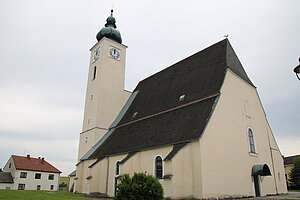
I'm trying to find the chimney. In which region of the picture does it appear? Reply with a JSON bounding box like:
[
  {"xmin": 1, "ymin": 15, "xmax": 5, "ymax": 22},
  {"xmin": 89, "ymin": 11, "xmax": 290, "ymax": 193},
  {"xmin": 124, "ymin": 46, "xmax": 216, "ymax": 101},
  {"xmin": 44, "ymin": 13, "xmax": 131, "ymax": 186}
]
[
  {"xmin": 38, "ymin": 157, "xmax": 41, "ymax": 159},
  {"xmin": 27, "ymin": 155, "xmax": 30, "ymax": 159},
  {"xmin": 41, "ymin": 157, "xmax": 44, "ymax": 163}
]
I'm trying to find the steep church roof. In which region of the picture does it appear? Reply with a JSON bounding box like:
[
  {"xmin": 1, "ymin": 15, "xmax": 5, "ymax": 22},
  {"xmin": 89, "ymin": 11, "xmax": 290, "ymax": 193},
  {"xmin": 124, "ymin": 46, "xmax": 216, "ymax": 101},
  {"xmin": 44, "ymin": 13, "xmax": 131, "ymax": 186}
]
[{"xmin": 86, "ymin": 39, "xmax": 254, "ymax": 160}]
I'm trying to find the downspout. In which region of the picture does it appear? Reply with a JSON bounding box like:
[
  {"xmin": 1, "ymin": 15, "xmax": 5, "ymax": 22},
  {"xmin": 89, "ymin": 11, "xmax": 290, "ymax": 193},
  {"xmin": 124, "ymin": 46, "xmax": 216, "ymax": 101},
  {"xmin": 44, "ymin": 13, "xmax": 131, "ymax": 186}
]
[
  {"xmin": 266, "ymin": 126, "xmax": 278, "ymax": 194},
  {"xmin": 105, "ymin": 156, "xmax": 110, "ymax": 196}
]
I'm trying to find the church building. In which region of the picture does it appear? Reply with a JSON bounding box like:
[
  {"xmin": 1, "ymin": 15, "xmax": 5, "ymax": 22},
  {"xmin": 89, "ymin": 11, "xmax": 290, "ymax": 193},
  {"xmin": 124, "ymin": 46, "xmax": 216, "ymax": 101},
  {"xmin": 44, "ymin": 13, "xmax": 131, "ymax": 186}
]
[{"xmin": 74, "ymin": 11, "xmax": 287, "ymax": 199}]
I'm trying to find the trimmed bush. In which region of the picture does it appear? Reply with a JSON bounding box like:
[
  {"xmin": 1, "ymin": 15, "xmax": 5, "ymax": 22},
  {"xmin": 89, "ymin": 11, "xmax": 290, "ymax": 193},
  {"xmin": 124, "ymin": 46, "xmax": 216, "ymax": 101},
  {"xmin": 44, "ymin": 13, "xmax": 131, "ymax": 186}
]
[
  {"xmin": 289, "ymin": 157, "xmax": 300, "ymax": 190},
  {"xmin": 114, "ymin": 172, "xmax": 164, "ymax": 200}
]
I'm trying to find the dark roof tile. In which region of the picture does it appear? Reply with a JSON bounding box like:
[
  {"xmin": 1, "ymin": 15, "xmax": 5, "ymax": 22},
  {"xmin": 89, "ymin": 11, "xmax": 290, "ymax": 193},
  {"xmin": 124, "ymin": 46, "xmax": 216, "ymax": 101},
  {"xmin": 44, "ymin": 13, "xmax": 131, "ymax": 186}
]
[{"xmin": 0, "ymin": 172, "xmax": 13, "ymax": 183}]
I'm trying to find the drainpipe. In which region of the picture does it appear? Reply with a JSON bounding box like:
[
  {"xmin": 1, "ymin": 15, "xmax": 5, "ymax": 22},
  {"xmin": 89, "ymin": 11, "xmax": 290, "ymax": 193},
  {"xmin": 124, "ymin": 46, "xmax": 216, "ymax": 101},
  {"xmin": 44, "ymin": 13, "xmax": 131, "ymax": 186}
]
[
  {"xmin": 105, "ymin": 156, "xmax": 110, "ymax": 196},
  {"xmin": 266, "ymin": 127, "xmax": 278, "ymax": 194}
]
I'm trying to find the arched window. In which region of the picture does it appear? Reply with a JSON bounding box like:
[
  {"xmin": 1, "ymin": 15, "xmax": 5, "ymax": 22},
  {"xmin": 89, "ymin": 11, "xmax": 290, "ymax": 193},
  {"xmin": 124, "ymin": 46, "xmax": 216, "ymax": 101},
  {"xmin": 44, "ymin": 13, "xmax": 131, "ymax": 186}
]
[
  {"xmin": 248, "ymin": 129, "xmax": 256, "ymax": 154},
  {"xmin": 115, "ymin": 161, "xmax": 120, "ymax": 176},
  {"xmin": 92, "ymin": 66, "xmax": 97, "ymax": 80},
  {"xmin": 154, "ymin": 156, "xmax": 163, "ymax": 179}
]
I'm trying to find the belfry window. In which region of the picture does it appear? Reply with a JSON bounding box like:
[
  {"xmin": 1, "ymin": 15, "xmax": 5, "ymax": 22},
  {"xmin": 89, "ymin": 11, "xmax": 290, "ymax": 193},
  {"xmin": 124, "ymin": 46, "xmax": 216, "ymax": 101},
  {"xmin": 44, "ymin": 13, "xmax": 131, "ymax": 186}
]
[
  {"xmin": 248, "ymin": 129, "xmax": 256, "ymax": 154},
  {"xmin": 154, "ymin": 156, "xmax": 163, "ymax": 179},
  {"xmin": 93, "ymin": 66, "xmax": 97, "ymax": 80}
]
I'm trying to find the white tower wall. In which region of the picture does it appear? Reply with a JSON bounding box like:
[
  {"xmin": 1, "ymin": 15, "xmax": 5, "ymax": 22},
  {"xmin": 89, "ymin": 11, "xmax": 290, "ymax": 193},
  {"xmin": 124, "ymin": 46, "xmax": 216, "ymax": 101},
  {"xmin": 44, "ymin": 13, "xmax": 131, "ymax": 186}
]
[{"xmin": 77, "ymin": 37, "xmax": 130, "ymax": 160}]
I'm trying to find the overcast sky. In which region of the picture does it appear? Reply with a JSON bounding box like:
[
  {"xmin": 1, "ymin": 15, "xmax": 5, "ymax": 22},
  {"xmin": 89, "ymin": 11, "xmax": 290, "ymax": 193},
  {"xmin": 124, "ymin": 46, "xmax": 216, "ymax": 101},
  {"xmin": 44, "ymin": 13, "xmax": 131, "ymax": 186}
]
[{"xmin": 0, "ymin": 0, "xmax": 299, "ymax": 176}]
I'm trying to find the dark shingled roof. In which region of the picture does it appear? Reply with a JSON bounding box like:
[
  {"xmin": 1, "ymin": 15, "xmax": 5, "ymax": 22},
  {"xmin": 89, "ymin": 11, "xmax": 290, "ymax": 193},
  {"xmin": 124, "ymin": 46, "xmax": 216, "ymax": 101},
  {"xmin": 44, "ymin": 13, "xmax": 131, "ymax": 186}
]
[
  {"xmin": 0, "ymin": 172, "xmax": 13, "ymax": 183},
  {"xmin": 120, "ymin": 152, "xmax": 137, "ymax": 164},
  {"xmin": 284, "ymin": 155, "xmax": 300, "ymax": 165},
  {"xmin": 68, "ymin": 170, "xmax": 76, "ymax": 177},
  {"xmin": 87, "ymin": 39, "xmax": 253, "ymax": 159},
  {"xmin": 164, "ymin": 143, "xmax": 189, "ymax": 161}
]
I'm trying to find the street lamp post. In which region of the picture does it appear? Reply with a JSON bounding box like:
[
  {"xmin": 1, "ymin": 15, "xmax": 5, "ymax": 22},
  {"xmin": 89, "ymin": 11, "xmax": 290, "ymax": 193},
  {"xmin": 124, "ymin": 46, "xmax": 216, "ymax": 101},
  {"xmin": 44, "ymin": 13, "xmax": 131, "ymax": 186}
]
[{"xmin": 294, "ymin": 58, "xmax": 300, "ymax": 81}]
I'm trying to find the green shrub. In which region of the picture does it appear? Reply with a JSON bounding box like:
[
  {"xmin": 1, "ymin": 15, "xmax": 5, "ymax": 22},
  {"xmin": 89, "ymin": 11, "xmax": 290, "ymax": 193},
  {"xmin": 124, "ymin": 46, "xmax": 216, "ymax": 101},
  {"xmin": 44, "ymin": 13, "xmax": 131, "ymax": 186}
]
[
  {"xmin": 289, "ymin": 157, "xmax": 300, "ymax": 190},
  {"xmin": 114, "ymin": 172, "xmax": 164, "ymax": 200}
]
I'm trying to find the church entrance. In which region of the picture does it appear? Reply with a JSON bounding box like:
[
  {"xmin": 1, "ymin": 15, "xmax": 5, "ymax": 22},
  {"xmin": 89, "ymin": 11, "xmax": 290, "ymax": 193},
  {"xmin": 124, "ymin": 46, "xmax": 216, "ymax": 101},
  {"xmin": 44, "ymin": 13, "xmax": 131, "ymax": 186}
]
[{"xmin": 251, "ymin": 164, "xmax": 272, "ymax": 197}]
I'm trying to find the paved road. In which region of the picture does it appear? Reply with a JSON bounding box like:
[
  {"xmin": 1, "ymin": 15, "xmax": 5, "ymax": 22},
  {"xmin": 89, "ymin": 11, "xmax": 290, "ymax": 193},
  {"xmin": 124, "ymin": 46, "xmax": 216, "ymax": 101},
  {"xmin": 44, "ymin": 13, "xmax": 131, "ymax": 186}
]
[{"xmin": 244, "ymin": 192, "xmax": 300, "ymax": 200}]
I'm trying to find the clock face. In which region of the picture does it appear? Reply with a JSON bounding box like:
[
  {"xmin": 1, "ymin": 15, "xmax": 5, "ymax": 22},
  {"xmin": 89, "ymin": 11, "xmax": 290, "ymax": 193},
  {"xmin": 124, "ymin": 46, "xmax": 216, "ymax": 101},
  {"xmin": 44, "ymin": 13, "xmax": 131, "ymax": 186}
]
[
  {"xmin": 93, "ymin": 48, "xmax": 100, "ymax": 62},
  {"xmin": 109, "ymin": 47, "xmax": 120, "ymax": 60}
]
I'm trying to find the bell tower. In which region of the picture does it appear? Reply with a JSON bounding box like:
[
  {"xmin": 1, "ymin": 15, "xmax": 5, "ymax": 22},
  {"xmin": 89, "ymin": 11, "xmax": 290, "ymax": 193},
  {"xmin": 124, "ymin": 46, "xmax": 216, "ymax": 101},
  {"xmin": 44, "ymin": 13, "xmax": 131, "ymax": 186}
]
[{"xmin": 77, "ymin": 10, "xmax": 131, "ymax": 160}]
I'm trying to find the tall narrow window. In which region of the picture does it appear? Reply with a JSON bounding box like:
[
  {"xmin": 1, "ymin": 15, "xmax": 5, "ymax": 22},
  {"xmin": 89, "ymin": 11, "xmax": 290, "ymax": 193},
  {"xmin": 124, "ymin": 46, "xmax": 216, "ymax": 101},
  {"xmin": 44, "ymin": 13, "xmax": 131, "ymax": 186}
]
[
  {"xmin": 248, "ymin": 129, "xmax": 256, "ymax": 154},
  {"xmin": 155, "ymin": 156, "xmax": 163, "ymax": 179},
  {"xmin": 115, "ymin": 161, "xmax": 120, "ymax": 176},
  {"xmin": 93, "ymin": 66, "xmax": 97, "ymax": 80}
]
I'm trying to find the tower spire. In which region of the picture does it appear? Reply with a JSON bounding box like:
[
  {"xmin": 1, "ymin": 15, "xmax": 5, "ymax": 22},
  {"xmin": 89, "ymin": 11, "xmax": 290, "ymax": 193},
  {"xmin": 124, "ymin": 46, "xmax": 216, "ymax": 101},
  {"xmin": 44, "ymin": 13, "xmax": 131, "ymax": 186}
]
[{"xmin": 96, "ymin": 10, "xmax": 122, "ymax": 43}]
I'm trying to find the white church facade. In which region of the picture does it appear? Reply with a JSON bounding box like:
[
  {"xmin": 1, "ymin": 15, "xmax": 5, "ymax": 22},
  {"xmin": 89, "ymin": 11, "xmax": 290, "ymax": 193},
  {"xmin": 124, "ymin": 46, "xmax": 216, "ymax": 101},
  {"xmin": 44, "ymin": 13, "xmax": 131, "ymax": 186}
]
[{"xmin": 74, "ymin": 11, "xmax": 287, "ymax": 199}]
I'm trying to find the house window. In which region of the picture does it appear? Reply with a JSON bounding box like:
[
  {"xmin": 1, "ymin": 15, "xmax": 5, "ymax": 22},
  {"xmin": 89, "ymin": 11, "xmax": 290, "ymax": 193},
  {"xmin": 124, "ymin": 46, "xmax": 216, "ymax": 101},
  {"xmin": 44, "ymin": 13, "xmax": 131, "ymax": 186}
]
[
  {"xmin": 115, "ymin": 161, "xmax": 120, "ymax": 176},
  {"xmin": 48, "ymin": 174, "xmax": 54, "ymax": 180},
  {"xmin": 9, "ymin": 163, "xmax": 11, "ymax": 168},
  {"xmin": 35, "ymin": 173, "xmax": 41, "ymax": 179},
  {"xmin": 248, "ymin": 128, "xmax": 257, "ymax": 154},
  {"xmin": 93, "ymin": 66, "xmax": 97, "ymax": 80},
  {"xmin": 18, "ymin": 184, "xmax": 25, "ymax": 190},
  {"xmin": 154, "ymin": 156, "xmax": 163, "ymax": 179},
  {"xmin": 36, "ymin": 185, "xmax": 41, "ymax": 190},
  {"xmin": 50, "ymin": 185, "xmax": 54, "ymax": 190},
  {"xmin": 20, "ymin": 172, "xmax": 27, "ymax": 178}
]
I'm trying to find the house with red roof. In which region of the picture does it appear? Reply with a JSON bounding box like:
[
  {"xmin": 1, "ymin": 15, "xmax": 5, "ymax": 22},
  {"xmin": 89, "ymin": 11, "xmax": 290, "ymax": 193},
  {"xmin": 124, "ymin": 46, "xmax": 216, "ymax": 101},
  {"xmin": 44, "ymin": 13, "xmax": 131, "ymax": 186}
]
[{"xmin": 1, "ymin": 155, "xmax": 61, "ymax": 190}]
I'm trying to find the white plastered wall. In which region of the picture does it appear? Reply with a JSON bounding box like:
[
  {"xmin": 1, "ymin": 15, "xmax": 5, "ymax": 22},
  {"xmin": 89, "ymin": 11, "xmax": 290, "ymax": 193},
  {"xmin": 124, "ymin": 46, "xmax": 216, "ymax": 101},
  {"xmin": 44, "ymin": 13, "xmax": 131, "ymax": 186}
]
[
  {"xmin": 12, "ymin": 170, "xmax": 60, "ymax": 191},
  {"xmin": 77, "ymin": 37, "xmax": 130, "ymax": 160},
  {"xmin": 80, "ymin": 142, "xmax": 203, "ymax": 199},
  {"xmin": 200, "ymin": 69, "xmax": 287, "ymax": 198}
]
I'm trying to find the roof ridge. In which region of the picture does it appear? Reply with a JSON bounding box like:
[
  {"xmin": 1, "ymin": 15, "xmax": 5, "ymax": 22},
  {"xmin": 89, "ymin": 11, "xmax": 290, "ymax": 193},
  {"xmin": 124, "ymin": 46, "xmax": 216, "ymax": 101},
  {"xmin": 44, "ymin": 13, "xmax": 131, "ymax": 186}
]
[
  {"xmin": 135, "ymin": 39, "xmax": 229, "ymax": 89},
  {"xmin": 225, "ymin": 40, "xmax": 254, "ymax": 86}
]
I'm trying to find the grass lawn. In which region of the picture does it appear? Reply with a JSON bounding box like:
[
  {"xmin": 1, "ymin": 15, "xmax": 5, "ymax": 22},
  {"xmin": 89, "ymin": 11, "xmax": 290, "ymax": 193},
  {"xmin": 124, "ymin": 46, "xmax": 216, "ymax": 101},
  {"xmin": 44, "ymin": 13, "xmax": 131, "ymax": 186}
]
[
  {"xmin": 289, "ymin": 190, "xmax": 300, "ymax": 192},
  {"xmin": 0, "ymin": 190, "xmax": 89, "ymax": 200}
]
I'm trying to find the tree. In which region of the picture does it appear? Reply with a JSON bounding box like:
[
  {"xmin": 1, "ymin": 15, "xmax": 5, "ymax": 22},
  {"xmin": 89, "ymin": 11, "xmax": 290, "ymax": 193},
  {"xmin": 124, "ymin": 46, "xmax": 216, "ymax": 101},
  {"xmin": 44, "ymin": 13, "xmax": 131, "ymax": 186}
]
[
  {"xmin": 114, "ymin": 172, "xmax": 164, "ymax": 200},
  {"xmin": 289, "ymin": 157, "xmax": 300, "ymax": 190}
]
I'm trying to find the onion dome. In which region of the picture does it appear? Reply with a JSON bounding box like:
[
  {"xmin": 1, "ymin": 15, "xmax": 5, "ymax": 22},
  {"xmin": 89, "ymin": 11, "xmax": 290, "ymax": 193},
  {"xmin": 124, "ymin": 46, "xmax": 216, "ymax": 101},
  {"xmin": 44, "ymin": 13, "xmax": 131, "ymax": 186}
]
[{"xmin": 96, "ymin": 10, "xmax": 122, "ymax": 44}]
